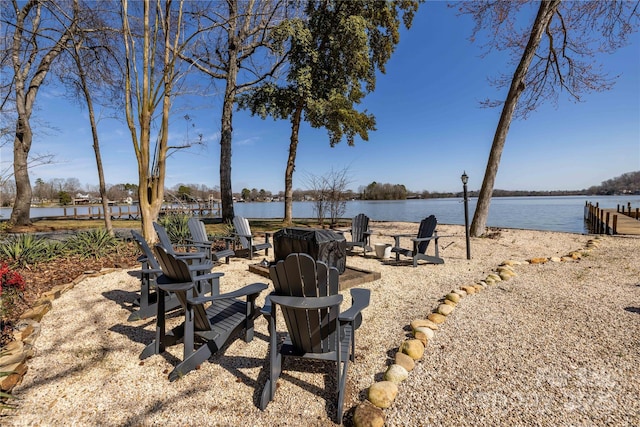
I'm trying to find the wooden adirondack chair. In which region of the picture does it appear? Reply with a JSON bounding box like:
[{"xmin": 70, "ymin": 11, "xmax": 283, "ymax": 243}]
[
  {"xmin": 129, "ymin": 230, "xmax": 220, "ymax": 321},
  {"xmin": 391, "ymin": 215, "xmax": 444, "ymax": 267},
  {"xmin": 187, "ymin": 218, "xmax": 235, "ymax": 264},
  {"xmin": 140, "ymin": 245, "xmax": 268, "ymax": 381},
  {"xmin": 260, "ymin": 253, "xmax": 370, "ymax": 422},
  {"xmin": 153, "ymin": 222, "xmax": 208, "ymax": 265},
  {"xmin": 344, "ymin": 213, "xmax": 372, "ymax": 256},
  {"xmin": 128, "ymin": 230, "xmax": 180, "ymax": 321},
  {"xmin": 232, "ymin": 216, "xmax": 272, "ymax": 260}
]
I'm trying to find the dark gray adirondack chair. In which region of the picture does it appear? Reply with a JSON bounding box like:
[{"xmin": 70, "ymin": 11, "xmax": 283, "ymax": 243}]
[
  {"xmin": 140, "ymin": 245, "xmax": 268, "ymax": 381},
  {"xmin": 129, "ymin": 230, "xmax": 220, "ymax": 321},
  {"xmin": 232, "ymin": 216, "xmax": 272, "ymax": 260},
  {"xmin": 187, "ymin": 217, "xmax": 235, "ymax": 264},
  {"xmin": 345, "ymin": 213, "xmax": 372, "ymax": 256},
  {"xmin": 391, "ymin": 215, "xmax": 444, "ymax": 267},
  {"xmin": 260, "ymin": 253, "xmax": 371, "ymax": 422},
  {"xmin": 153, "ymin": 222, "xmax": 208, "ymax": 265},
  {"xmin": 128, "ymin": 230, "xmax": 180, "ymax": 321}
]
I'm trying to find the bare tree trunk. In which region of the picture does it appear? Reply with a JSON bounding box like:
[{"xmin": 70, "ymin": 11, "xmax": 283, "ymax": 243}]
[
  {"xmin": 470, "ymin": 0, "xmax": 561, "ymax": 237},
  {"xmin": 283, "ymin": 104, "xmax": 303, "ymax": 225},
  {"xmin": 220, "ymin": 91, "xmax": 235, "ymax": 222},
  {"xmin": 88, "ymin": 97, "xmax": 114, "ymax": 235},
  {"xmin": 138, "ymin": 175, "xmax": 165, "ymax": 243},
  {"xmin": 8, "ymin": 0, "xmax": 76, "ymax": 226},
  {"xmin": 10, "ymin": 116, "xmax": 32, "ymax": 226},
  {"xmin": 72, "ymin": 42, "xmax": 114, "ymax": 235},
  {"xmin": 121, "ymin": 0, "xmax": 178, "ymax": 242},
  {"xmin": 220, "ymin": 1, "xmax": 239, "ymax": 223}
]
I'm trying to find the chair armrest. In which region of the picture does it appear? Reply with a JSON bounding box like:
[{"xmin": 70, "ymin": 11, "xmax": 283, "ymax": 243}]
[
  {"xmin": 186, "ymin": 239, "xmax": 212, "ymax": 247},
  {"xmin": 268, "ymin": 294, "xmax": 343, "ymax": 310},
  {"xmin": 392, "ymin": 233, "xmax": 413, "ymax": 247},
  {"xmin": 191, "ymin": 271, "xmax": 224, "ymax": 282},
  {"xmin": 140, "ymin": 266, "xmax": 163, "ymax": 275},
  {"xmin": 189, "ymin": 282, "xmax": 268, "ymax": 305},
  {"xmin": 186, "ymin": 261, "xmax": 214, "ymax": 273},
  {"xmin": 339, "ymin": 288, "xmax": 371, "ymax": 322},
  {"xmin": 175, "ymin": 252, "xmax": 207, "ymax": 260},
  {"xmin": 175, "ymin": 242, "xmax": 208, "ymax": 251},
  {"xmin": 411, "ymin": 236, "xmax": 439, "ymax": 243}
]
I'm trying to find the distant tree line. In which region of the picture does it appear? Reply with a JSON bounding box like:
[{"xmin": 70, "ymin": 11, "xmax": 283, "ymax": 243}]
[
  {"xmin": 587, "ymin": 171, "xmax": 640, "ymax": 195},
  {"xmin": 2, "ymin": 170, "xmax": 636, "ymax": 208}
]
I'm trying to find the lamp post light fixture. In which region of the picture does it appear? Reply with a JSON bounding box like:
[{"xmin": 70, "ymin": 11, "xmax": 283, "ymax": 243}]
[{"xmin": 461, "ymin": 171, "xmax": 471, "ymax": 260}]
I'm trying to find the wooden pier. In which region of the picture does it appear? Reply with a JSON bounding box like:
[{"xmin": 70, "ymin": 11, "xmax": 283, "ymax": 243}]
[
  {"xmin": 584, "ymin": 202, "xmax": 640, "ymax": 235},
  {"xmin": 56, "ymin": 202, "xmax": 221, "ymax": 220}
]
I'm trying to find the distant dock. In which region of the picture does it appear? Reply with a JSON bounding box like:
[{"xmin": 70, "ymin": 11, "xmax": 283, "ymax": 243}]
[
  {"xmin": 47, "ymin": 203, "xmax": 222, "ymax": 221},
  {"xmin": 584, "ymin": 202, "xmax": 640, "ymax": 235}
]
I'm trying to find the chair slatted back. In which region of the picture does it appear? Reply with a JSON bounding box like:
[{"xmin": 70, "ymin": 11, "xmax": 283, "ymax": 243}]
[
  {"xmin": 233, "ymin": 216, "xmax": 252, "ymax": 249},
  {"xmin": 188, "ymin": 218, "xmax": 208, "ymax": 242},
  {"xmin": 351, "ymin": 213, "xmax": 370, "ymax": 244},
  {"xmin": 269, "ymin": 253, "xmax": 340, "ymax": 354},
  {"xmin": 416, "ymin": 215, "xmax": 438, "ymax": 254},
  {"xmin": 153, "ymin": 245, "xmax": 211, "ymax": 332},
  {"xmin": 131, "ymin": 230, "xmax": 160, "ymax": 270},
  {"xmin": 153, "ymin": 222, "xmax": 179, "ymax": 255}
]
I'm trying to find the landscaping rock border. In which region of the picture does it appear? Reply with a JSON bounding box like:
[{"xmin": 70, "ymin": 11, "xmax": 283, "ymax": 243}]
[{"xmin": 352, "ymin": 236, "xmax": 603, "ymax": 426}]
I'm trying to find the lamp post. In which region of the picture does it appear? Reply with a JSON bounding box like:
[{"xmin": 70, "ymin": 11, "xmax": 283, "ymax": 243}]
[{"xmin": 461, "ymin": 171, "xmax": 471, "ymax": 260}]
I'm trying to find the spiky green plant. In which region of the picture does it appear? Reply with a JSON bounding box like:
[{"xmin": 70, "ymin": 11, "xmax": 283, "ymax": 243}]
[
  {"xmin": 0, "ymin": 234, "xmax": 60, "ymax": 268},
  {"xmin": 64, "ymin": 229, "xmax": 121, "ymax": 259},
  {"xmin": 157, "ymin": 213, "xmax": 191, "ymax": 245}
]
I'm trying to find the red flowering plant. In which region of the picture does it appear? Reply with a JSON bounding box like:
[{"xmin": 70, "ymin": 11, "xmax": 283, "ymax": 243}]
[{"xmin": 0, "ymin": 263, "xmax": 26, "ymax": 323}]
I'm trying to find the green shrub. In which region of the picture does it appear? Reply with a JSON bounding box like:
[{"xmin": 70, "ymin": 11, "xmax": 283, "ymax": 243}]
[
  {"xmin": 157, "ymin": 213, "xmax": 191, "ymax": 244},
  {"xmin": 64, "ymin": 229, "xmax": 121, "ymax": 259},
  {"xmin": 0, "ymin": 234, "xmax": 60, "ymax": 268}
]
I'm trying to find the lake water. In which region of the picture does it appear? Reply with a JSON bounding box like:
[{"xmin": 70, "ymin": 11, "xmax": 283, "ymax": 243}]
[{"xmin": 3, "ymin": 195, "xmax": 638, "ymax": 234}]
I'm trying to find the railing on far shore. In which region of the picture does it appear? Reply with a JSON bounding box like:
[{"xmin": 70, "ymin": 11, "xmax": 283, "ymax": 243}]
[
  {"xmin": 584, "ymin": 201, "xmax": 640, "ymax": 235},
  {"xmin": 57, "ymin": 202, "xmax": 221, "ymax": 220}
]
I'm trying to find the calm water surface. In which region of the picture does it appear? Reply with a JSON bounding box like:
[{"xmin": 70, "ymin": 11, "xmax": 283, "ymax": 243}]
[
  {"xmin": 3, "ymin": 195, "xmax": 637, "ymax": 234},
  {"xmin": 233, "ymin": 196, "xmax": 640, "ymax": 234}
]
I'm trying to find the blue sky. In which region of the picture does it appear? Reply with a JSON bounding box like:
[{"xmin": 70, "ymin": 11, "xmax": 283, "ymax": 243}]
[{"xmin": 2, "ymin": 1, "xmax": 639, "ymax": 194}]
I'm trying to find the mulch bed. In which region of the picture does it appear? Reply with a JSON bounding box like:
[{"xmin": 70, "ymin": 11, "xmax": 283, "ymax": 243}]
[{"xmin": 1, "ymin": 241, "xmax": 140, "ymax": 346}]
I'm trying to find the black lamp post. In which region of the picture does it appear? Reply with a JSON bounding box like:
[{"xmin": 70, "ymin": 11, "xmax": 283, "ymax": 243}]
[{"xmin": 461, "ymin": 171, "xmax": 471, "ymax": 260}]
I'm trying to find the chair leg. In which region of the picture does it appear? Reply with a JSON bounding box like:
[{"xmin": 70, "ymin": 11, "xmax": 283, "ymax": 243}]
[
  {"xmin": 244, "ymin": 298, "xmax": 258, "ymax": 342},
  {"xmin": 335, "ymin": 329, "xmax": 352, "ymax": 422},
  {"xmin": 169, "ymin": 344, "xmax": 213, "ymax": 381},
  {"xmin": 260, "ymin": 311, "xmax": 282, "ymax": 410}
]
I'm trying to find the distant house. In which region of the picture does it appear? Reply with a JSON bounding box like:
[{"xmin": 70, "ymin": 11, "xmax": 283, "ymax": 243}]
[{"xmin": 74, "ymin": 193, "xmax": 91, "ymax": 205}]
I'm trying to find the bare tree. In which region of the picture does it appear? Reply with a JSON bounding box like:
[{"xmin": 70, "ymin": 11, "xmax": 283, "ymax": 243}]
[
  {"xmin": 121, "ymin": 0, "xmax": 195, "ymax": 241},
  {"xmin": 2, "ymin": 0, "xmax": 79, "ymax": 226},
  {"xmin": 178, "ymin": 0, "xmax": 291, "ymax": 222},
  {"xmin": 460, "ymin": 1, "xmax": 640, "ymax": 237},
  {"xmin": 305, "ymin": 166, "xmax": 351, "ymax": 227},
  {"xmin": 59, "ymin": 1, "xmax": 121, "ymax": 235}
]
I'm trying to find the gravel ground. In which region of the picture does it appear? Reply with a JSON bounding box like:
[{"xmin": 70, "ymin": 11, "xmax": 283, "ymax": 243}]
[{"xmin": 4, "ymin": 222, "xmax": 640, "ymax": 426}]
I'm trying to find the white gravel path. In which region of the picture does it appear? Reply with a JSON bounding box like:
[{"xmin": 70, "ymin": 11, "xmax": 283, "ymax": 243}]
[{"xmin": 4, "ymin": 223, "xmax": 639, "ymax": 426}]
